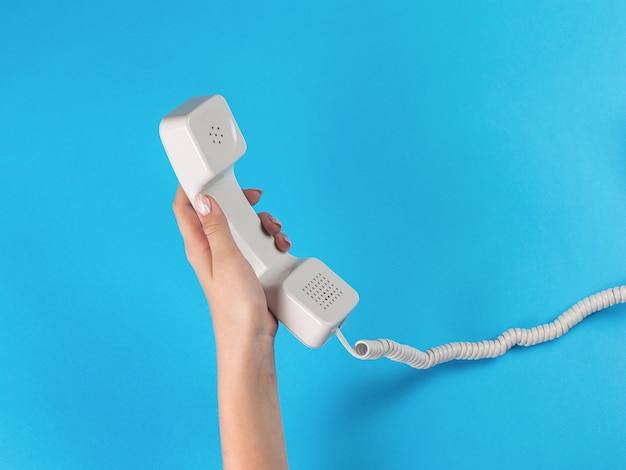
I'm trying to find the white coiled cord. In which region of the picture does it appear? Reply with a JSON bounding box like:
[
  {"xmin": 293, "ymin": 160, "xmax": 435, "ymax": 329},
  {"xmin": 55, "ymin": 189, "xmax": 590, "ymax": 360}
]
[{"xmin": 335, "ymin": 285, "xmax": 626, "ymax": 370}]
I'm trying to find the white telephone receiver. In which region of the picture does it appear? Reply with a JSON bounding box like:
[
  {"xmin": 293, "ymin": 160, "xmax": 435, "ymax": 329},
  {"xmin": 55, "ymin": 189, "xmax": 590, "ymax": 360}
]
[
  {"xmin": 159, "ymin": 95, "xmax": 359, "ymax": 348},
  {"xmin": 161, "ymin": 95, "xmax": 626, "ymax": 369}
]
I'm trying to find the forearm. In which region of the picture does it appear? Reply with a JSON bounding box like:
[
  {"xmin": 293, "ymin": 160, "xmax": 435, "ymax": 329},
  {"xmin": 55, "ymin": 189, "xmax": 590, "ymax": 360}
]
[{"xmin": 216, "ymin": 334, "xmax": 288, "ymax": 470}]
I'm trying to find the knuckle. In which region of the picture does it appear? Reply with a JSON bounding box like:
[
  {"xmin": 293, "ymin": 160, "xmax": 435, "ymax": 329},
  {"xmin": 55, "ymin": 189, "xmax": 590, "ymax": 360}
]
[{"xmin": 201, "ymin": 222, "xmax": 221, "ymax": 239}]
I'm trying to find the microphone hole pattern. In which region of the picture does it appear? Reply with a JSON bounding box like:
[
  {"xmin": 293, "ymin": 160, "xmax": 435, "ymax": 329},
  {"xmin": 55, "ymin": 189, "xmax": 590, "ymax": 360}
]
[
  {"xmin": 209, "ymin": 125, "xmax": 224, "ymax": 144},
  {"xmin": 302, "ymin": 273, "xmax": 344, "ymax": 310}
]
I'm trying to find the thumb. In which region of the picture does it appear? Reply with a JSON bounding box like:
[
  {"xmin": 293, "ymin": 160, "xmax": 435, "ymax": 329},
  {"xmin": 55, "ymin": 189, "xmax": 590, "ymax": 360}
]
[{"xmin": 193, "ymin": 194, "xmax": 240, "ymax": 262}]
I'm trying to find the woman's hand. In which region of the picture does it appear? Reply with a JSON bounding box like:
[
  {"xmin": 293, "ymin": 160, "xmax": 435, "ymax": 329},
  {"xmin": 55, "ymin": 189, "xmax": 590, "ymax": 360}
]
[{"xmin": 171, "ymin": 185, "xmax": 290, "ymax": 348}]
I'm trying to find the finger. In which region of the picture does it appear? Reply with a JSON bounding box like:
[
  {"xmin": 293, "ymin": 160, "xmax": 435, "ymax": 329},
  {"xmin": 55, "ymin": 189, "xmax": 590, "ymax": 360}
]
[
  {"xmin": 258, "ymin": 212, "xmax": 282, "ymax": 236},
  {"xmin": 274, "ymin": 232, "xmax": 291, "ymax": 252},
  {"xmin": 172, "ymin": 186, "xmax": 213, "ymax": 273},
  {"xmin": 243, "ymin": 188, "xmax": 263, "ymax": 206},
  {"xmin": 192, "ymin": 194, "xmax": 240, "ymax": 265}
]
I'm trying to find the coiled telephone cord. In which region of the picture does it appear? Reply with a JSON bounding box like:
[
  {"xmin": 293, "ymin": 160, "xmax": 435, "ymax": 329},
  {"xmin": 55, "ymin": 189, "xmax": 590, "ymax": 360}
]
[{"xmin": 336, "ymin": 285, "xmax": 626, "ymax": 369}]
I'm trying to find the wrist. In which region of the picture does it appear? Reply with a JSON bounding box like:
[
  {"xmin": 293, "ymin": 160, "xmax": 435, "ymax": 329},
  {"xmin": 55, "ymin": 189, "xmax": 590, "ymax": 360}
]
[
  {"xmin": 210, "ymin": 305, "xmax": 277, "ymax": 349},
  {"xmin": 215, "ymin": 329, "xmax": 276, "ymax": 369}
]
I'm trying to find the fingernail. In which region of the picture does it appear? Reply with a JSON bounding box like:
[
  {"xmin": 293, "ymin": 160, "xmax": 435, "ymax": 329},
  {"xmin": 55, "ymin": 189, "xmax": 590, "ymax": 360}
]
[
  {"xmin": 282, "ymin": 234, "xmax": 291, "ymax": 245},
  {"xmin": 271, "ymin": 216, "xmax": 282, "ymax": 227},
  {"xmin": 193, "ymin": 194, "xmax": 211, "ymax": 216}
]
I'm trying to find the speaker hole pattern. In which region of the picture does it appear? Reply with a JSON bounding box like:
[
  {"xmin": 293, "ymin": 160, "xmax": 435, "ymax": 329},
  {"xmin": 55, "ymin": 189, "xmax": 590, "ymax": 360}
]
[
  {"xmin": 302, "ymin": 273, "xmax": 343, "ymax": 310},
  {"xmin": 209, "ymin": 125, "xmax": 224, "ymax": 144}
]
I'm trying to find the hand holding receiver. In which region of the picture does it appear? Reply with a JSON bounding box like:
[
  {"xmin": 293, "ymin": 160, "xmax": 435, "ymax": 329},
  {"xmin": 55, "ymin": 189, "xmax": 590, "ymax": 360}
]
[{"xmin": 160, "ymin": 95, "xmax": 359, "ymax": 347}]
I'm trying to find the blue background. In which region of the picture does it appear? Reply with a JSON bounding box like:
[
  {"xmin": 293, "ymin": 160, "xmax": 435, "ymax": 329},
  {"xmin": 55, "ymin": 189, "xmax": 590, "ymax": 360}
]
[{"xmin": 2, "ymin": 1, "xmax": 626, "ymax": 468}]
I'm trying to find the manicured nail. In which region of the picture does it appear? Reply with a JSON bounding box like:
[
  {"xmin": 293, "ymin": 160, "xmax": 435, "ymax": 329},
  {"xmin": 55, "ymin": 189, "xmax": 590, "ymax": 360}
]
[
  {"xmin": 193, "ymin": 194, "xmax": 211, "ymax": 216},
  {"xmin": 282, "ymin": 234, "xmax": 291, "ymax": 245},
  {"xmin": 271, "ymin": 216, "xmax": 282, "ymax": 227}
]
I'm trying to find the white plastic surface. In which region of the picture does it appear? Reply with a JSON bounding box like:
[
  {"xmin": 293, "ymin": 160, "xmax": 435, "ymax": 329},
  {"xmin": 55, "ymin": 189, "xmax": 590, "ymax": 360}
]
[
  {"xmin": 160, "ymin": 95, "xmax": 359, "ymax": 347},
  {"xmin": 337, "ymin": 286, "xmax": 626, "ymax": 369}
]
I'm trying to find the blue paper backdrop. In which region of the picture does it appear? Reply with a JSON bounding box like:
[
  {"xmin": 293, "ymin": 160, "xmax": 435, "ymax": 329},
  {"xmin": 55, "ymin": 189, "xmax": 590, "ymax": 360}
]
[{"xmin": 2, "ymin": 1, "xmax": 626, "ymax": 468}]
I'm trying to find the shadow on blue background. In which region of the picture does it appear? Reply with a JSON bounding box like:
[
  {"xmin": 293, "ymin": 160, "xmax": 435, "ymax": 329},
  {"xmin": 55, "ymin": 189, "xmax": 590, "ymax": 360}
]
[{"xmin": 2, "ymin": 1, "xmax": 626, "ymax": 468}]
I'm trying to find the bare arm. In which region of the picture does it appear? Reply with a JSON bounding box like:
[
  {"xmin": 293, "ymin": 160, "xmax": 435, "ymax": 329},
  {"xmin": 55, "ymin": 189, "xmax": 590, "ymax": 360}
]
[{"xmin": 172, "ymin": 186, "xmax": 289, "ymax": 469}]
